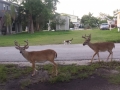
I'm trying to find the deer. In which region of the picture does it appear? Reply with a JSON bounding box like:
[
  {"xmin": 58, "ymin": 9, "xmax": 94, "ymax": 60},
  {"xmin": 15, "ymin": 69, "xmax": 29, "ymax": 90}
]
[
  {"xmin": 82, "ymin": 34, "xmax": 115, "ymax": 63},
  {"xmin": 14, "ymin": 40, "xmax": 58, "ymax": 76}
]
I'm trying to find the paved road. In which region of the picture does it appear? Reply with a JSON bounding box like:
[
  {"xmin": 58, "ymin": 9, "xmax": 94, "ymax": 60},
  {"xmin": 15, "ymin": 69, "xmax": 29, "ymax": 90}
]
[{"xmin": 0, "ymin": 44, "xmax": 120, "ymax": 62}]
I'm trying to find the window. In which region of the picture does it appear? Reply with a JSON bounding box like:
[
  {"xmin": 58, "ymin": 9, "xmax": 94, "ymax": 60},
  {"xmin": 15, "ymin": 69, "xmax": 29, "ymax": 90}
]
[{"xmin": 3, "ymin": 4, "xmax": 5, "ymax": 10}]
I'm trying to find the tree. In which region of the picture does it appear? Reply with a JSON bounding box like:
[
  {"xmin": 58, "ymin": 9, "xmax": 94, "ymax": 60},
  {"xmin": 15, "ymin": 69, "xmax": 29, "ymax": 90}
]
[
  {"xmin": 4, "ymin": 12, "xmax": 12, "ymax": 34},
  {"xmin": 19, "ymin": 0, "xmax": 59, "ymax": 33},
  {"xmin": 3, "ymin": 0, "xmax": 20, "ymax": 34},
  {"xmin": 81, "ymin": 12, "xmax": 99, "ymax": 28}
]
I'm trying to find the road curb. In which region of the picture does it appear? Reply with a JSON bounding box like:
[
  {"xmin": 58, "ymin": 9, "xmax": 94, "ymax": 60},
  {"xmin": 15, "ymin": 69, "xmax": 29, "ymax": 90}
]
[
  {"xmin": 0, "ymin": 60, "xmax": 91, "ymax": 66},
  {"xmin": 0, "ymin": 59, "xmax": 120, "ymax": 66}
]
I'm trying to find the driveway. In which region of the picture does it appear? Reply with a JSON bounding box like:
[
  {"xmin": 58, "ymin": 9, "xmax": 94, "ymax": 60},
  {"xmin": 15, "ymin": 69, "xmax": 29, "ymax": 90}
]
[{"xmin": 0, "ymin": 44, "xmax": 120, "ymax": 62}]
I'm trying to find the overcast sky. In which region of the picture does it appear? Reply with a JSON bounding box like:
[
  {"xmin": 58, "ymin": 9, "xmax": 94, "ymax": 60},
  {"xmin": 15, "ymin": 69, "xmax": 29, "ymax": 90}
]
[{"xmin": 56, "ymin": 0, "xmax": 120, "ymax": 18}]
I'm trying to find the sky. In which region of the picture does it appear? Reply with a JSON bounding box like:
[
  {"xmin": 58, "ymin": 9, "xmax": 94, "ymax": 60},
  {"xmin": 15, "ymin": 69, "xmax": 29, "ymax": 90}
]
[{"xmin": 56, "ymin": 0, "xmax": 120, "ymax": 18}]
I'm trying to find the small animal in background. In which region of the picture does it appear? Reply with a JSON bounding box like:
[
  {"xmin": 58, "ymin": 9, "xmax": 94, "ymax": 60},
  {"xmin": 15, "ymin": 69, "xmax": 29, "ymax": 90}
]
[{"xmin": 64, "ymin": 38, "xmax": 73, "ymax": 45}]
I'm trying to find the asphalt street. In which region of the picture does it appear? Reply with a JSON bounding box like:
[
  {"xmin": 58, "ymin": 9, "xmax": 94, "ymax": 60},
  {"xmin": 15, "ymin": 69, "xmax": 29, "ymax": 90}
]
[{"xmin": 0, "ymin": 44, "xmax": 120, "ymax": 62}]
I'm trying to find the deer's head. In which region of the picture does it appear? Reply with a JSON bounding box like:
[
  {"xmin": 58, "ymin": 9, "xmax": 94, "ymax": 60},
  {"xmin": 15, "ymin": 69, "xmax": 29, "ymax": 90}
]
[
  {"xmin": 82, "ymin": 34, "xmax": 91, "ymax": 46},
  {"xmin": 14, "ymin": 40, "xmax": 29, "ymax": 53}
]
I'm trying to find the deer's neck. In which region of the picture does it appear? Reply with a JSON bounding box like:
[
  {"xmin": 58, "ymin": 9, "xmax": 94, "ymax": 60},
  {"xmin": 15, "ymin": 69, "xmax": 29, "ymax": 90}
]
[
  {"xmin": 87, "ymin": 42, "xmax": 95, "ymax": 50},
  {"xmin": 21, "ymin": 51, "xmax": 29, "ymax": 60}
]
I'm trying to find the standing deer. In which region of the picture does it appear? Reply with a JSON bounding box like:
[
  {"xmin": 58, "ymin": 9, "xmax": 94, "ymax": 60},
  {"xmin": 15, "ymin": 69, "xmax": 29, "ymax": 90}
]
[
  {"xmin": 14, "ymin": 40, "xmax": 58, "ymax": 76},
  {"xmin": 82, "ymin": 34, "xmax": 115, "ymax": 63}
]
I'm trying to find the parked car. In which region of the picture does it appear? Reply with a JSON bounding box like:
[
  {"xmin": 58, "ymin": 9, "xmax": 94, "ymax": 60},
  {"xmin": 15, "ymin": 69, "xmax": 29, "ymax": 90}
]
[{"xmin": 100, "ymin": 23, "xmax": 110, "ymax": 30}]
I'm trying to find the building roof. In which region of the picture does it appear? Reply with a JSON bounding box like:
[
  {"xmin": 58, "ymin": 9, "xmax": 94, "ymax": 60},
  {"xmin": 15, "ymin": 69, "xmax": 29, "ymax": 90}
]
[
  {"xmin": 0, "ymin": 0, "xmax": 19, "ymax": 7},
  {"xmin": 0, "ymin": 0, "xmax": 11, "ymax": 5}
]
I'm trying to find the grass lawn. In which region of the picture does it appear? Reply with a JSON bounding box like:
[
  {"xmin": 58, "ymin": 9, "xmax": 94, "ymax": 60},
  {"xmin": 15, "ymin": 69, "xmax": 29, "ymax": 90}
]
[{"xmin": 0, "ymin": 28, "xmax": 120, "ymax": 47}]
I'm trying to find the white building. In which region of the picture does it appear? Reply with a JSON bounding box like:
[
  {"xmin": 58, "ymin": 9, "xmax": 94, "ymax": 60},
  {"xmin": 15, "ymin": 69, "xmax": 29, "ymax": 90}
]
[
  {"xmin": 69, "ymin": 15, "xmax": 80, "ymax": 29},
  {"xmin": 56, "ymin": 15, "xmax": 69, "ymax": 30}
]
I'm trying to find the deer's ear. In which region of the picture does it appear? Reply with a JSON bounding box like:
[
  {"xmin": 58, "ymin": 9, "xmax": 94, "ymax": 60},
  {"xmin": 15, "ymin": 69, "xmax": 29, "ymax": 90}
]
[
  {"xmin": 25, "ymin": 46, "xmax": 29, "ymax": 49},
  {"xmin": 15, "ymin": 46, "xmax": 19, "ymax": 49}
]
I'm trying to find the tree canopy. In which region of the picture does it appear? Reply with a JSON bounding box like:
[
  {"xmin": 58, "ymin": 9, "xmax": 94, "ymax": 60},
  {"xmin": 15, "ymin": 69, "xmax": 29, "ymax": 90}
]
[
  {"xmin": 81, "ymin": 12, "xmax": 99, "ymax": 28},
  {"xmin": 18, "ymin": 0, "xmax": 59, "ymax": 33}
]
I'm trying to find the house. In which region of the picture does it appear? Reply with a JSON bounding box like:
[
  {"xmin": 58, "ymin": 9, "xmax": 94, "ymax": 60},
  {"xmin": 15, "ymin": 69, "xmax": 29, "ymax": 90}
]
[
  {"xmin": 113, "ymin": 10, "xmax": 120, "ymax": 28},
  {"xmin": 69, "ymin": 14, "xmax": 80, "ymax": 29},
  {"xmin": 116, "ymin": 11, "xmax": 120, "ymax": 28},
  {"xmin": 0, "ymin": 0, "xmax": 22, "ymax": 35},
  {"xmin": 56, "ymin": 13, "xmax": 80, "ymax": 30},
  {"xmin": 61, "ymin": 13, "xmax": 81, "ymax": 29}
]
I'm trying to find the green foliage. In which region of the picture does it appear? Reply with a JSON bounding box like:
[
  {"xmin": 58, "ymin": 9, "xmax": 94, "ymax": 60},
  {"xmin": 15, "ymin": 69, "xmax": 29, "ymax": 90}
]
[
  {"xmin": 0, "ymin": 64, "xmax": 32, "ymax": 83},
  {"xmin": 4, "ymin": 12, "xmax": 11, "ymax": 26},
  {"xmin": 49, "ymin": 72, "xmax": 71, "ymax": 83},
  {"xmin": 78, "ymin": 72, "xmax": 89, "ymax": 79},
  {"xmin": 81, "ymin": 12, "xmax": 99, "ymax": 28},
  {"xmin": 0, "ymin": 65, "xmax": 7, "ymax": 83},
  {"xmin": 1, "ymin": 62, "xmax": 120, "ymax": 84},
  {"xmin": 48, "ymin": 64, "xmax": 99, "ymax": 83},
  {"xmin": 20, "ymin": 80, "xmax": 31, "ymax": 89},
  {"xmin": 109, "ymin": 74, "xmax": 120, "ymax": 84},
  {"xmin": 10, "ymin": 5, "xmax": 16, "ymax": 20},
  {"xmin": 69, "ymin": 22, "xmax": 74, "ymax": 28},
  {"xmin": 94, "ymin": 61, "xmax": 120, "ymax": 84},
  {"xmin": 19, "ymin": 0, "xmax": 59, "ymax": 32}
]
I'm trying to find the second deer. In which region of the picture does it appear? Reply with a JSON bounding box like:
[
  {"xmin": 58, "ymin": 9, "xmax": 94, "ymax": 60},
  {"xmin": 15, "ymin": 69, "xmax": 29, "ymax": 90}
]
[
  {"xmin": 82, "ymin": 34, "xmax": 115, "ymax": 63},
  {"xmin": 14, "ymin": 40, "xmax": 58, "ymax": 76}
]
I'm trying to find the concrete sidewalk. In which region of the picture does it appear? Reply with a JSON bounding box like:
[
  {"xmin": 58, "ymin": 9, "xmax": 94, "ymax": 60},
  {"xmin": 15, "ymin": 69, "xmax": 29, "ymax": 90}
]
[
  {"xmin": 0, "ymin": 60, "xmax": 90, "ymax": 66},
  {"xmin": 1, "ymin": 59, "xmax": 120, "ymax": 67}
]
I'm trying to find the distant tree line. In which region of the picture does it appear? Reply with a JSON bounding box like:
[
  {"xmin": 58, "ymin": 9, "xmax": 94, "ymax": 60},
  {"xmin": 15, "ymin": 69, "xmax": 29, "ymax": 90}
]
[{"xmin": 81, "ymin": 12, "xmax": 114, "ymax": 29}]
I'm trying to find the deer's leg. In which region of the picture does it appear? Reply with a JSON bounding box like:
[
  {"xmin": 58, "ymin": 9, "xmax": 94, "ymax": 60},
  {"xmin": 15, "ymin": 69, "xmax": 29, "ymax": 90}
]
[
  {"xmin": 111, "ymin": 52, "xmax": 113, "ymax": 61},
  {"xmin": 107, "ymin": 50, "xmax": 113, "ymax": 61},
  {"xmin": 91, "ymin": 52, "xmax": 98, "ymax": 63},
  {"xmin": 51, "ymin": 61, "xmax": 58, "ymax": 76},
  {"xmin": 32, "ymin": 62, "xmax": 36, "ymax": 76},
  {"xmin": 97, "ymin": 53, "xmax": 100, "ymax": 62}
]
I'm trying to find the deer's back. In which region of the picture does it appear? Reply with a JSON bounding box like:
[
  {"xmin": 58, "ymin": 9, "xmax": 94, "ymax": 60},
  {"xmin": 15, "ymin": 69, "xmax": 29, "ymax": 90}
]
[
  {"xmin": 28, "ymin": 49, "xmax": 57, "ymax": 62},
  {"xmin": 91, "ymin": 42, "xmax": 115, "ymax": 51}
]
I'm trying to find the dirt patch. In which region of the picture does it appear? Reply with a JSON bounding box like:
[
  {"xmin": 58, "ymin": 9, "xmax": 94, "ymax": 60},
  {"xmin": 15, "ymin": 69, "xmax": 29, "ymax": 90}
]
[
  {"xmin": 25, "ymin": 75, "xmax": 120, "ymax": 90},
  {"xmin": 1, "ymin": 68, "xmax": 120, "ymax": 90}
]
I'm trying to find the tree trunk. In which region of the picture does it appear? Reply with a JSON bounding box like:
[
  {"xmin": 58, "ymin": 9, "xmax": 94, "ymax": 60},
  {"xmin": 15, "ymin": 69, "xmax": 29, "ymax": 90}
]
[
  {"xmin": 9, "ymin": 25, "xmax": 12, "ymax": 34},
  {"xmin": 28, "ymin": 14, "xmax": 34, "ymax": 33},
  {"xmin": 36, "ymin": 22, "xmax": 40, "ymax": 31},
  {"xmin": 6, "ymin": 26, "xmax": 9, "ymax": 34},
  {"xmin": 31, "ymin": 19, "xmax": 34, "ymax": 33},
  {"xmin": 15, "ymin": 23, "xmax": 18, "ymax": 33},
  {"xmin": 19, "ymin": 23, "xmax": 22, "ymax": 32}
]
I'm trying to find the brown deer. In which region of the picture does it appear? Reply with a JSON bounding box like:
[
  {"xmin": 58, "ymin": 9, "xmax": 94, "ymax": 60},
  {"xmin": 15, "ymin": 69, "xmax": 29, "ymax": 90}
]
[
  {"xmin": 14, "ymin": 40, "xmax": 58, "ymax": 76},
  {"xmin": 82, "ymin": 34, "xmax": 115, "ymax": 63}
]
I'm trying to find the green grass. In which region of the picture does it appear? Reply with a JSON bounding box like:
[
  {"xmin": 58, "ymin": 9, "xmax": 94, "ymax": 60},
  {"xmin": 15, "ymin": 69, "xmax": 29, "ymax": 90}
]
[
  {"xmin": 1, "ymin": 62, "xmax": 120, "ymax": 84},
  {"xmin": 0, "ymin": 65, "xmax": 7, "ymax": 83},
  {"xmin": 20, "ymin": 80, "xmax": 31, "ymax": 89},
  {"xmin": 0, "ymin": 64, "xmax": 32, "ymax": 83},
  {"xmin": 0, "ymin": 28, "xmax": 120, "ymax": 46},
  {"xmin": 44, "ymin": 64, "xmax": 100, "ymax": 83}
]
